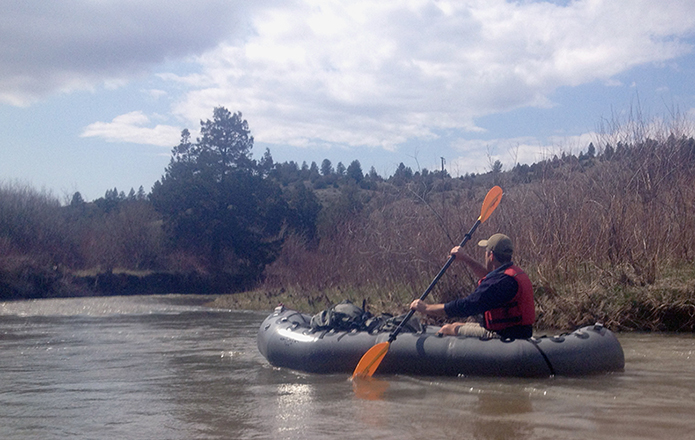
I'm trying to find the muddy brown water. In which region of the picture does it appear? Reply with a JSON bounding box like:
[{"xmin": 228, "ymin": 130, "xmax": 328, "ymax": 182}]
[{"xmin": 1, "ymin": 295, "xmax": 692, "ymax": 439}]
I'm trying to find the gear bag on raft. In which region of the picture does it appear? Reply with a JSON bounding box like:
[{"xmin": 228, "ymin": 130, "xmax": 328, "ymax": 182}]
[{"xmin": 310, "ymin": 299, "xmax": 423, "ymax": 334}]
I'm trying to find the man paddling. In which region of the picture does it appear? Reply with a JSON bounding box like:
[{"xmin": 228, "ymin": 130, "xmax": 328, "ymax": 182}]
[{"xmin": 410, "ymin": 233, "xmax": 535, "ymax": 339}]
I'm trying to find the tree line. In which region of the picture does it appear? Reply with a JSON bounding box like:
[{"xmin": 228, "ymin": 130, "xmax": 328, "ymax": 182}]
[
  {"xmin": 249, "ymin": 129, "xmax": 695, "ymax": 331},
  {"xmin": 3, "ymin": 105, "xmax": 695, "ymax": 331}
]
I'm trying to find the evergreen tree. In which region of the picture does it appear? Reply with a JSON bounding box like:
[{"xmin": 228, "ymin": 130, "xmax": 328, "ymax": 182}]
[
  {"xmin": 70, "ymin": 192, "xmax": 84, "ymax": 207},
  {"xmin": 390, "ymin": 162, "xmax": 413, "ymax": 185},
  {"xmin": 603, "ymin": 143, "xmax": 614, "ymax": 160},
  {"xmin": 150, "ymin": 107, "xmax": 288, "ymax": 284},
  {"xmin": 320, "ymin": 159, "xmax": 334, "ymax": 176},
  {"xmin": 286, "ymin": 183, "xmax": 321, "ymax": 242},
  {"xmin": 346, "ymin": 160, "xmax": 364, "ymax": 183},
  {"xmin": 309, "ymin": 161, "xmax": 320, "ymax": 181},
  {"xmin": 587, "ymin": 143, "xmax": 596, "ymax": 158}
]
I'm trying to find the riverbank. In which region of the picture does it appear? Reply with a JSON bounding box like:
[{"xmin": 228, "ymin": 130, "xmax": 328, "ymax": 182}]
[
  {"xmin": 2, "ymin": 264, "xmax": 693, "ymax": 331},
  {"xmin": 0, "ymin": 264, "xmax": 247, "ymax": 301},
  {"xmin": 209, "ymin": 275, "xmax": 695, "ymax": 332},
  {"xmin": 2, "ymin": 260, "xmax": 693, "ymax": 332}
]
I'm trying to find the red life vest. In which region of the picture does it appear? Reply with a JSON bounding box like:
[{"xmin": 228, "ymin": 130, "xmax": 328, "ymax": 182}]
[{"xmin": 482, "ymin": 265, "xmax": 535, "ymax": 331}]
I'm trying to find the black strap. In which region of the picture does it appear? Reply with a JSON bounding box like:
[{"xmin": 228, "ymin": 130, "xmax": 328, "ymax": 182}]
[{"xmin": 528, "ymin": 339, "xmax": 555, "ymax": 376}]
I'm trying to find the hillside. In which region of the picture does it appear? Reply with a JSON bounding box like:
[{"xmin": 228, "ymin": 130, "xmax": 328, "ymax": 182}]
[{"xmin": 2, "ymin": 130, "xmax": 695, "ymax": 331}]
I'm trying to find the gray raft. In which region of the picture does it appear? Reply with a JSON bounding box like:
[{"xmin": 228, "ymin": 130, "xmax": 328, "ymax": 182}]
[{"xmin": 258, "ymin": 305, "xmax": 625, "ymax": 377}]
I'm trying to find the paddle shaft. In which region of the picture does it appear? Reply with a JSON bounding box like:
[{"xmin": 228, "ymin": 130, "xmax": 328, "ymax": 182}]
[
  {"xmin": 352, "ymin": 186, "xmax": 502, "ymax": 378},
  {"xmin": 387, "ymin": 218, "xmax": 482, "ymax": 343}
]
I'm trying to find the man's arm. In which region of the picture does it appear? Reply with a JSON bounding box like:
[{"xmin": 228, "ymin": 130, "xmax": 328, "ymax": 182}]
[
  {"xmin": 450, "ymin": 246, "xmax": 488, "ymax": 279},
  {"xmin": 410, "ymin": 299, "xmax": 447, "ymax": 317}
]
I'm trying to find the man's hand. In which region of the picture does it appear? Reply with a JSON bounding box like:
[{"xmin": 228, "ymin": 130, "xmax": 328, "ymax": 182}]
[
  {"xmin": 410, "ymin": 299, "xmax": 446, "ymax": 317},
  {"xmin": 437, "ymin": 323, "xmax": 461, "ymax": 336},
  {"xmin": 410, "ymin": 299, "xmax": 427, "ymax": 314}
]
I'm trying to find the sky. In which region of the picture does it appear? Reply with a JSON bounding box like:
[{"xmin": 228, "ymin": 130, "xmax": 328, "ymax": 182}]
[{"xmin": 2, "ymin": 0, "xmax": 695, "ymax": 202}]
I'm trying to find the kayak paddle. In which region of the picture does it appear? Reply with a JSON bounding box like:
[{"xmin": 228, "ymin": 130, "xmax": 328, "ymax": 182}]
[{"xmin": 352, "ymin": 185, "xmax": 503, "ymax": 378}]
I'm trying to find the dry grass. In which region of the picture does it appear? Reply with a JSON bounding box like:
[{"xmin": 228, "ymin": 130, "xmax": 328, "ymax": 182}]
[
  {"xmin": 3, "ymin": 117, "xmax": 695, "ymax": 331},
  {"xmin": 250, "ymin": 127, "xmax": 695, "ymax": 331}
]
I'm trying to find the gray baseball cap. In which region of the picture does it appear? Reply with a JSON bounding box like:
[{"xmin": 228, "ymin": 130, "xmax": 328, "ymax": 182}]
[{"xmin": 478, "ymin": 233, "xmax": 513, "ymax": 257}]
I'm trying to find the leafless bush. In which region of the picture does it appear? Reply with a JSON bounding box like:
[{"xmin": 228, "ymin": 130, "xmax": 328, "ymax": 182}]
[
  {"xmin": 262, "ymin": 184, "xmax": 492, "ymax": 307},
  {"xmin": 0, "ymin": 182, "xmax": 71, "ymax": 264},
  {"xmin": 1, "ymin": 183, "xmax": 166, "ymax": 276},
  {"xmin": 77, "ymin": 202, "xmax": 164, "ymax": 271},
  {"xmin": 262, "ymin": 117, "xmax": 695, "ymax": 326}
]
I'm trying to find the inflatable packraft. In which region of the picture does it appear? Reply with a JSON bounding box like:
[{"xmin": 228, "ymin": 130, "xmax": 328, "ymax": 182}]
[{"xmin": 257, "ymin": 305, "xmax": 625, "ymax": 377}]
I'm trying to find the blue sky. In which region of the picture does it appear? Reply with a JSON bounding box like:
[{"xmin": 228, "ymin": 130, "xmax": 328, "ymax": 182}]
[{"xmin": 2, "ymin": 0, "xmax": 695, "ymax": 201}]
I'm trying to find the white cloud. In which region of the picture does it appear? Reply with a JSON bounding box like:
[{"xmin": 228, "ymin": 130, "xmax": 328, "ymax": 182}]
[
  {"xmin": 448, "ymin": 136, "xmax": 550, "ymax": 175},
  {"xmin": 81, "ymin": 111, "xmax": 181, "ymax": 147},
  {"xmin": 447, "ymin": 130, "xmax": 604, "ymax": 176},
  {"xmin": 5, "ymin": 0, "xmax": 695, "ymax": 157},
  {"xmin": 0, "ymin": 1, "xmax": 256, "ymax": 106},
  {"xmin": 166, "ymin": 0, "xmax": 695, "ymax": 152},
  {"xmin": 144, "ymin": 89, "xmax": 168, "ymax": 100}
]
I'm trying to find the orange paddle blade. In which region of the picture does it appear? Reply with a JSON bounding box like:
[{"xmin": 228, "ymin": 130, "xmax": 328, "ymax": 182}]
[
  {"xmin": 352, "ymin": 342, "xmax": 390, "ymax": 378},
  {"xmin": 352, "ymin": 376, "xmax": 390, "ymax": 400},
  {"xmin": 479, "ymin": 185, "xmax": 503, "ymax": 222}
]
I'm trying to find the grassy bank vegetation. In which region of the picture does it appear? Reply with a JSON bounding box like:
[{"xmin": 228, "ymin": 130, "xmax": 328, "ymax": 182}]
[
  {"xmin": 2, "ymin": 112, "xmax": 695, "ymax": 331},
  {"xmin": 213, "ymin": 119, "xmax": 695, "ymax": 332}
]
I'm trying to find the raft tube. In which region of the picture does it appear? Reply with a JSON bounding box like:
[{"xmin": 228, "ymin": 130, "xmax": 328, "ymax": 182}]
[{"xmin": 257, "ymin": 306, "xmax": 625, "ymax": 377}]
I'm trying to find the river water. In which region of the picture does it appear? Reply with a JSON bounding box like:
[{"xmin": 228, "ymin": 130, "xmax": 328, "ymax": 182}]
[{"xmin": 0, "ymin": 294, "xmax": 693, "ymax": 440}]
